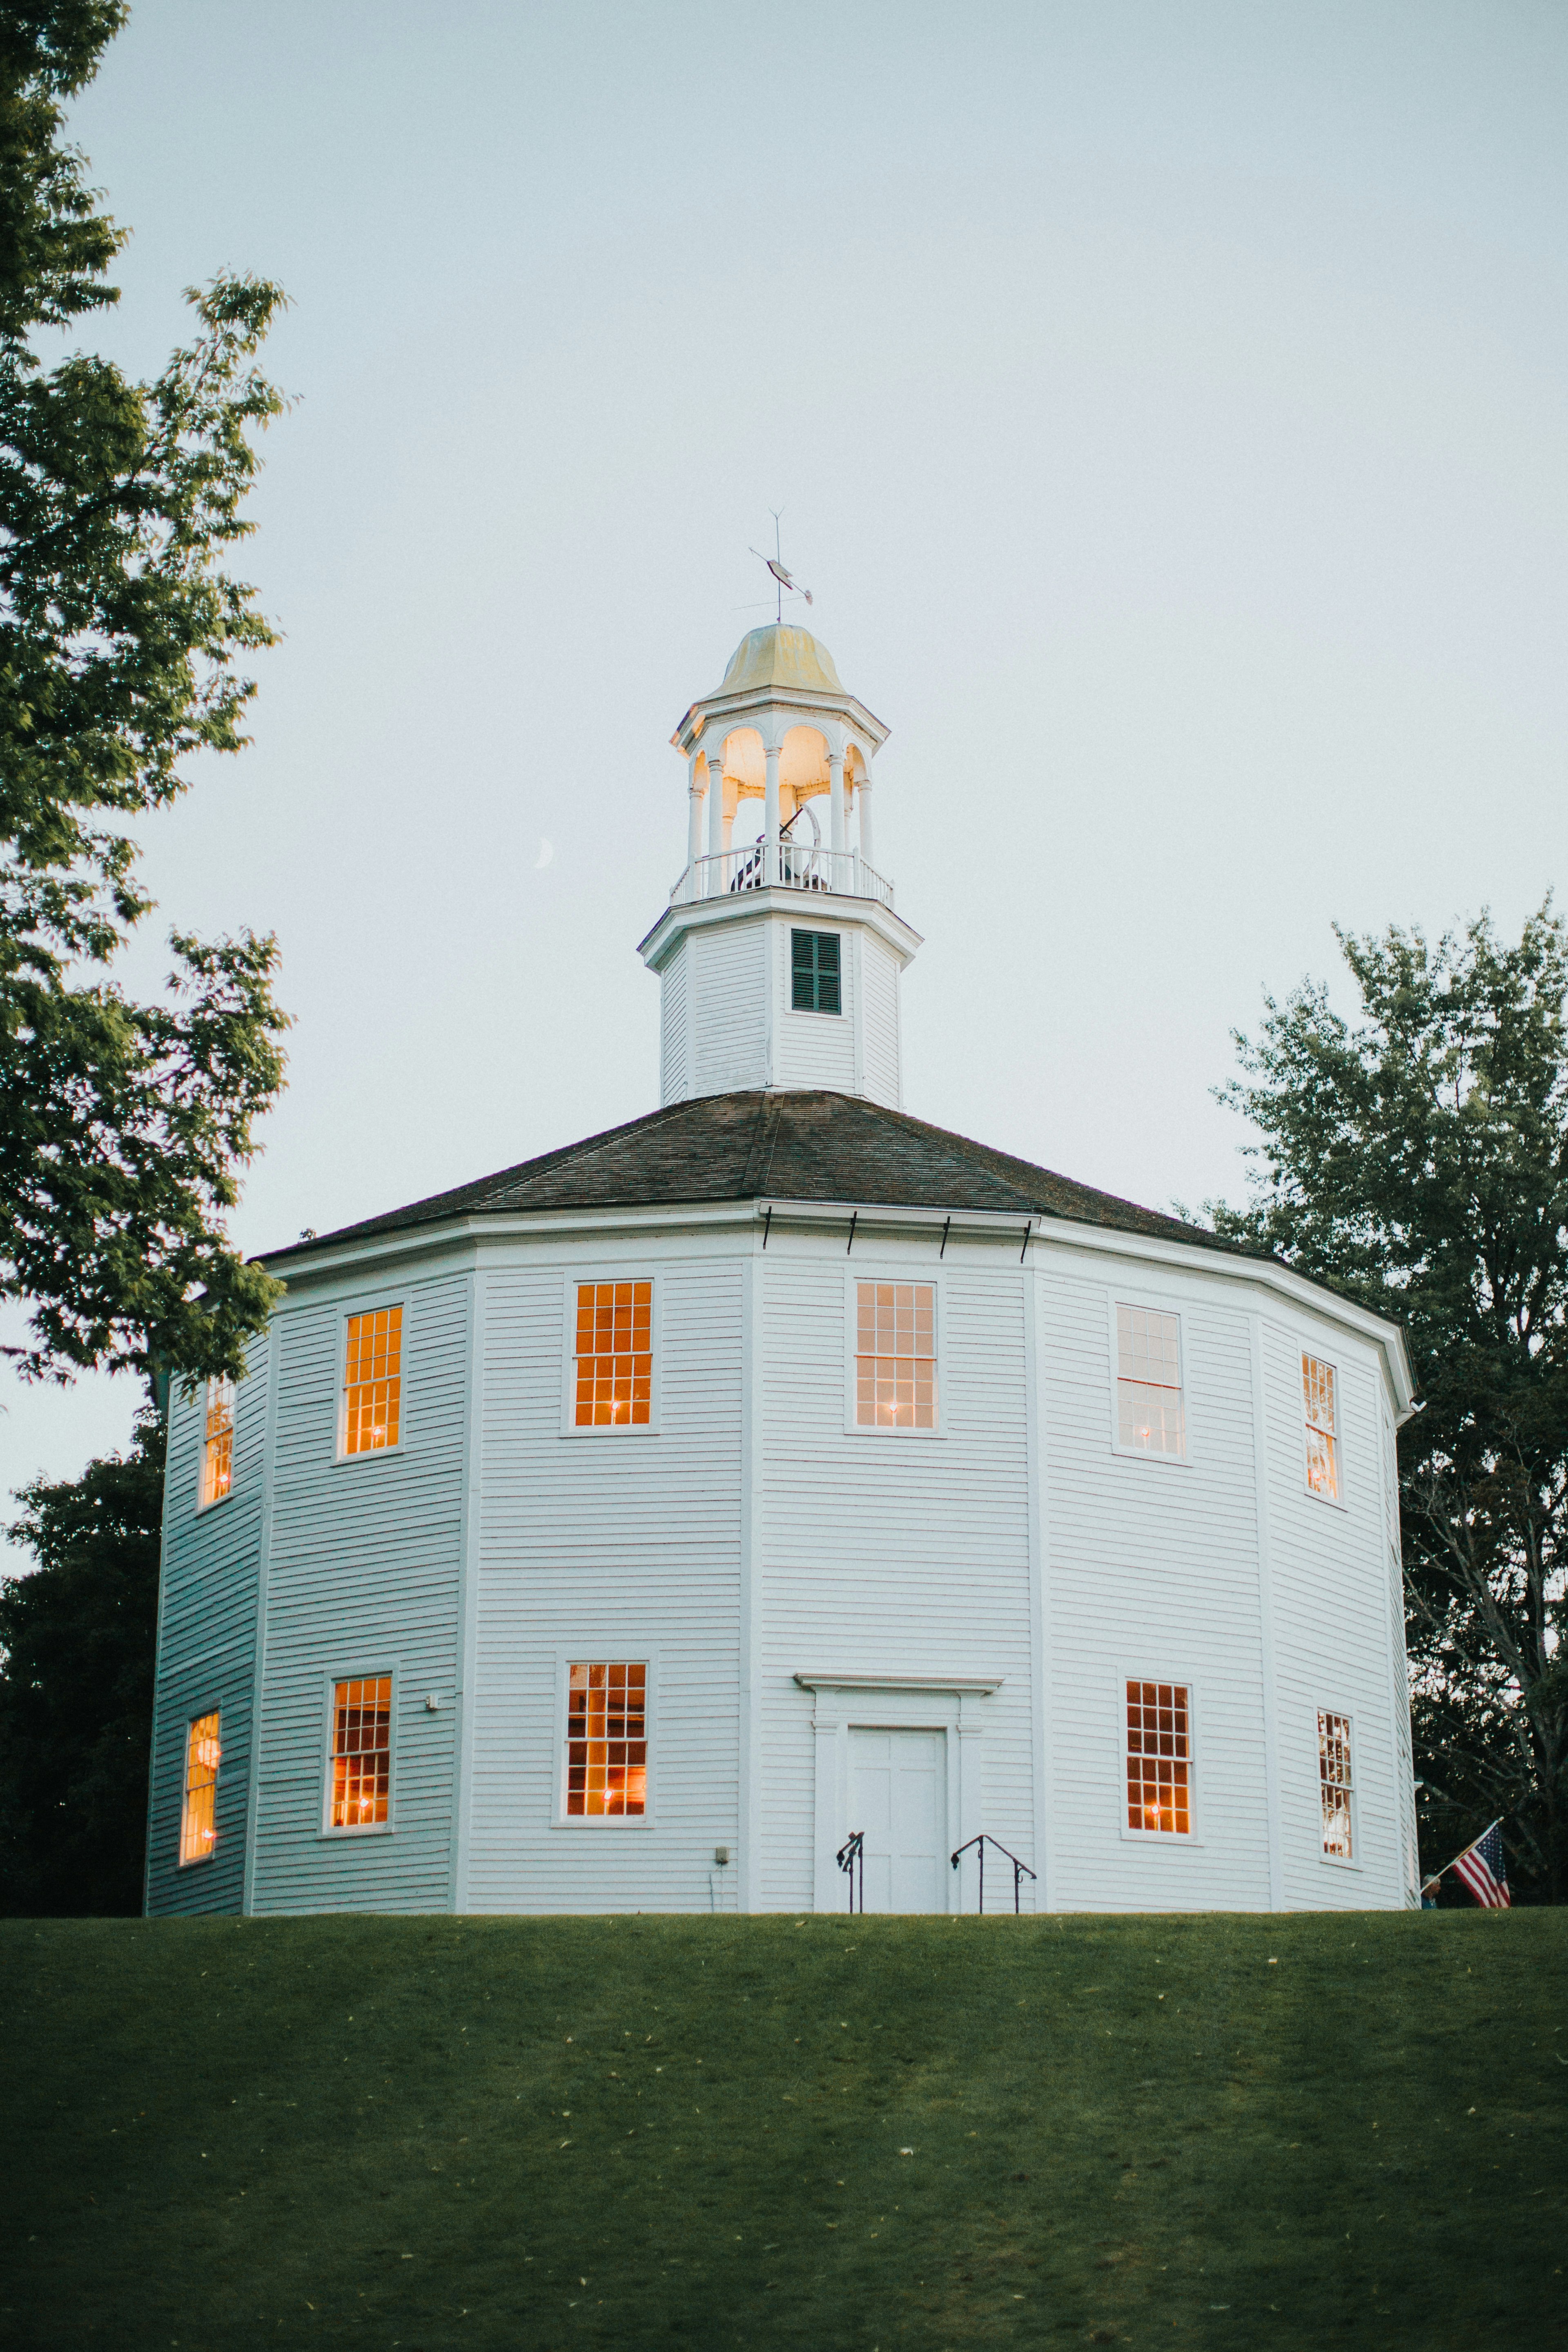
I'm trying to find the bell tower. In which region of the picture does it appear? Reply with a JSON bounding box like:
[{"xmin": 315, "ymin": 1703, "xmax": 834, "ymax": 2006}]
[{"xmin": 638, "ymin": 624, "xmax": 921, "ymax": 1109}]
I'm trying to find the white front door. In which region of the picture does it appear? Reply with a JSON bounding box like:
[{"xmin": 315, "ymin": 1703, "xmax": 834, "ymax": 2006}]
[{"xmin": 849, "ymin": 1727, "xmax": 948, "ymax": 1913}]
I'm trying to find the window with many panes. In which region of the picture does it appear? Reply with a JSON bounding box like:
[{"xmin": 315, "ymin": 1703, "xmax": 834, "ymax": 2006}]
[
  {"xmin": 1303, "ymin": 1354, "xmax": 1340, "ymax": 1500},
  {"xmin": 791, "ymin": 929, "xmax": 841, "ymax": 1013},
  {"xmin": 180, "ymin": 1711, "xmax": 221, "ymax": 1864},
  {"xmin": 1319, "ymin": 1710, "xmax": 1354, "ymax": 1859},
  {"xmin": 1125, "ymin": 1680, "xmax": 1192, "ymax": 1834},
  {"xmin": 855, "ymin": 1281, "xmax": 936, "ymax": 1429},
  {"xmin": 329, "ymin": 1676, "xmax": 392, "ymax": 1829},
  {"xmin": 344, "ymin": 1306, "xmax": 402, "ymax": 1454},
  {"xmin": 566, "ymin": 1662, "xmax": 648, "ymax": 1816},
  {"xmin": 1115, "ymin": 1305, "xmax": 1185, "ymax": 1457},
  {"xmin": 199, "ymin": 1377, "xmax": 235, "ymax": 1508},
  {"xmin": 574, "ymin": 1281, "xmax": 653, "ymax": 1426}
]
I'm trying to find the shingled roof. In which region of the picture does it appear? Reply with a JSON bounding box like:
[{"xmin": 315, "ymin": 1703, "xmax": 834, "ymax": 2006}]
[{"xmin": 265, "ymin": 1089, "xmax": 1241, "ymax": 1265}]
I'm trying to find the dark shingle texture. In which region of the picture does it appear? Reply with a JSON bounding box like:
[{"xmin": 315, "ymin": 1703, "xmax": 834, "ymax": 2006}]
[{"xmin": 265, "ymin": 1091, "xmax": 1232, "ymax": 1265}]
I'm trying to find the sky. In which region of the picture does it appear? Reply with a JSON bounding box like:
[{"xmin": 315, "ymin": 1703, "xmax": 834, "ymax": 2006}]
[{"xmin": 3, "ymin": 0, "xmax": 1565, "ymax": 1510}]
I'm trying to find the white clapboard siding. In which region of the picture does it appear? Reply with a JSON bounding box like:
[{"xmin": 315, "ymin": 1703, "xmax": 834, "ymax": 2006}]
[
  {"xmin": 1263, "ymin": 1314, "xmax": 1403, "ymax": 1909},
  {"xmin": 247, "ymin": 1269, "xmax": 470, "ymax": 1915},
  {"xmin": 659, "ymin": 938, "xmax": 689, "ymax": 1105},
  {"xmin": 773, "ymin": 919, "xmax": 857, "ymax": 1094},
  {"xmin": 465, "ymin": 1247, "xmax": 746, "ymax": 1913},
  {"xmin": 756, "ymin": 1243, "xmax": 1037, "ymax": 1911},
  {"xmin": 860, "ymin": 937, "xmax": 901, "ymax": 1109},
  {"xmin": 1039, "ymin": 1262, "xmax": 1273, "ymax": 1912},
  {"xmin": 690, "ymin": 921, "xmax": 767, "ymax": 1097},
  {"xmin": 145, "ymin": 1345, "xmax": 272, "ymax": 1915}
]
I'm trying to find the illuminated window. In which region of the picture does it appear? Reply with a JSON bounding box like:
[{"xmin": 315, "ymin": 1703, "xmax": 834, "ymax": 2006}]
[
  {"xmin": 574, "ymin": 1281, "xmax": 652, "ymax": 1427},
  {"xmin": 566, "ymin": 1662, "xmax": 648, "ymax": 1816},
  {"xmin": 1304, "ymin": 1354, "xmax": 1339, "ymax": 1500},
  {"xmin": 1126, "ymin": 1680, "xmax": 1192, "ymax": 1835},
  {"xmin": 1319, "ymin": 1710, "xmax": 1354, "ymax": 1859},
  {"xmin": 344, "ymin": 1306, "xmax": 402, "ymax": 1454},
  {"xmin": 791, "ymin": 929, "xmax": 841, "ymax": 1013},
  {"xmin": 199, "ymin": 1377, "xmax": 235, "ymax": 1508},
  {"xmin": 329, "ymin": 1676, "xmax": 392, "ymax": 1828},
  {"xmin": 855, "ymin": 1281, "xmax": 936, "ymax": 1430},
  {"xmin": 180, "ymin": 1711, "xmax": 221, "ymax": 1865},
  {"xmin": 1116, "ymin": 1305, "xmax": 1185, "ymax": 1457}
]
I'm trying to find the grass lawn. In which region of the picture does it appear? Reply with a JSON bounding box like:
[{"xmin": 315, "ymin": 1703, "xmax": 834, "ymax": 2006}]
[{"xmin": 1, "ymin": 1908, "xmax": 1562, "ymax": 2350}]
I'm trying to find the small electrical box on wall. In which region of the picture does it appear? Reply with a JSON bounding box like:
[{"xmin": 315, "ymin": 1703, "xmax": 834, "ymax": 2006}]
[{"xmin": 713, "ymin": 1845, "xmax": 731, "ymax": 1866}]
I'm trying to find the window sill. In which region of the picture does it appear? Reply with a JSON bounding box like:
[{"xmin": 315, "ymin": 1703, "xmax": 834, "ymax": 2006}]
[
  {"xmin": 333, "ymin": 1445, "xmax": 404, "ymax": 1467},
  {"xmin": 1319, "ymin": 1852, "xmax": 1362, "ymax": 1871},
  {"xmin": 1110, "ymin": 1443, "xmax": 1192, "ymax": 1468},
  {"xmin": 1120, "ymin": 1827, "xmax": 1204, "ymax": 1847},
  {"xmin": 843, "ymin": 1423, "xmax": 945, "ymax": 1440},
  {"xmin": 1305, "ymin": 1488, "xmax": 1348, "ymax": 1512},
  {"xmin": 560, "ymin": 1423, "xmax": 661, "ymax": 1439},
  {"xmin": 788, "ymin": 1006, "xmax": 843, "ymax": 1020},
  {"xmin": 550, "ymin": 1816, "xmax": 658, "ymax": 1831},
  {"xmin": 177, "ymin": 1852, "xmax": 219, "ymax": 1869},
  {"xmin": 318, "ymin": 1824, "xmax": 394, "ymax": 1840},
  {"xmin": 195, "ymin": 1492, "xmax": 234, "ymax": 1516}
]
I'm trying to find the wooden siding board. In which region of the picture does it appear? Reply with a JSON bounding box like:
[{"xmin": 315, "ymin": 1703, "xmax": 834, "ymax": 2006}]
[
  {"xmin": 690, "ymin": 924, "xmax": 766, "ymax": 1098},
  {"xmin": 861, "ymin": 938, "xmax": 900, "ymax": 1109},
  {"xmin": 757, "ymin": 1250, "xmax": 1036, "ymax": 1911},
  {"xmin": 146, "ymin": 1349, "xmax": 270, "ymax": 1915},
  {"xmin": 660, "ymin": 940, "xmax": 688, "ymax": 1107},
  {"xmin": 247, "ymin": 1269, "xmax": 469, "ymax": 1915},
  {"xmin": 466, "ymin": 1253, "xmax": 745, "ymax": 1913}
]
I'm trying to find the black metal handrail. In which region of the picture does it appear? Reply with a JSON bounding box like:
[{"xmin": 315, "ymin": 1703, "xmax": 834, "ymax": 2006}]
[
  {"xmin": 836, "ymin": 1829, "xmax": 865, "ymax": 1914},
  {"xmin": 951, "ymin": 1833, "xmax": 1037, "ymax": 1915}
]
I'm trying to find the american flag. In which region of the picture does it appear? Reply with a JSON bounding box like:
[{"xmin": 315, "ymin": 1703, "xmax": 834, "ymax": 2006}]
[{"xmin": 1451, "ymin": 1821, "xmax": 1510, "ymax": 1909}]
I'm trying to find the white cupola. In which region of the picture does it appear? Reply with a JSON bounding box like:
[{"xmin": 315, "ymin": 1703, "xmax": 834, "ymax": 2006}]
[{"xmin": 638, "ymin": 623, "xmax": 921, "ymax": 1108}]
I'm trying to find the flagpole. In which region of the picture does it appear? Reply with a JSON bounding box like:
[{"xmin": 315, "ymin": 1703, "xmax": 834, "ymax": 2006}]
[{"xmin": 1430, "ymin": 1817, "xmax": 1503, "ymax": 1881}]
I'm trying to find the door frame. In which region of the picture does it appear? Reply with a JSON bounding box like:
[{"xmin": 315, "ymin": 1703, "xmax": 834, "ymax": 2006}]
[{"xmin": 793, "ymin": 1672, "xmax": 1002, "ymax": 1915}]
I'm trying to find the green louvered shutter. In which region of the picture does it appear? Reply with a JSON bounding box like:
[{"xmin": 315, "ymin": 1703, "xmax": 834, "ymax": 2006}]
[{"xmin": 792, "ymin": 930, "xmax": 841, "ymax": 1013}]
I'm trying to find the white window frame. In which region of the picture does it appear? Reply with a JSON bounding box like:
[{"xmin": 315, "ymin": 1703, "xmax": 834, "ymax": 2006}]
[
  {"xmin": 1316, "ymin": 1703, "xmax": 1360, "ymax": 1869},
  {"xmin": 786, "ymin": 924, "xmax": 846, "ymax": 1020},
  {"xmin": 1107, "ymin": 1294, "xmax": 1191, "ymax": 1467},
  {"xmin": 318, "ymin": 1666, "xmax": 398, "ymax": 1838},
  {"xmin": 178, "ymin": 1707, "xmax": 222, "ymax": 1867},
  {"xmin": 1302, "ymin": 1345, "xmax": 1346, "ymax": 1508},
  {"xmin": 550, "ymin": 1650, "xmax": 659, "ymax": 1829},
  {"xmin": 334, "ymin": 1292, "xmax": 410, "ymax": 1466},
  {"xmin": 843, "ymin": 1265, "xmax": 946, "ymax": 1439},
  {"xmin": 196, "ymin": 1376, "xmax": 236, "ymax": 1512},
  {"xmin": 560, "ymin": 1270, "xmax": 663, "ymax": 1438},
  {"xmin": 1118, "ymin": 1670, "xmax": 1203, "ymax": 1844}
]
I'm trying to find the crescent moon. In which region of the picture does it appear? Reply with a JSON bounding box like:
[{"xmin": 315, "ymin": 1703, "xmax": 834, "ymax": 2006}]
[{"xmin": 535, "ymin": 838, "xmax": 554, "ymax": 869}]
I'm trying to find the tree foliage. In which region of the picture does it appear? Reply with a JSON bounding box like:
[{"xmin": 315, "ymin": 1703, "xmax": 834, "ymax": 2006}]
[
  {"xmin": 1, "ymin": 0, "xmax": 288, "ymax": 1385},
  {"xmin": 1213, "ymin": 906, "xmax": 1568, "ymax": 1901},
  {"xmin": 0, "ymin": 1407, "xmax": 163, "ymax": 1914}
]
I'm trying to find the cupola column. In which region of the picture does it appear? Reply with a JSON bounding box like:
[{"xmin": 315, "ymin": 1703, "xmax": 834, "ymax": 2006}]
[
  {"xmin": 828, "ymin": 748, "xmax": 846, "ymax": 859},
  {"xmin": 686, "ymin": 753, "xmax": 705, "ymax": 875},
  {"xmin": 706, "ymin": 742, "xmax": 726, "ymax": 888},
  {"xmin": 858, "ymin": 769, "xmax": 875, "ymax": 873},
  {"xmin": 764, "ymin": 742, "xmax": 781, "ymax": 886}
]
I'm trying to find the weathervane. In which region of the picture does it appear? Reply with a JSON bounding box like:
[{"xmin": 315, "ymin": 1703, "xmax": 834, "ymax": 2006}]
[{"xmin": 749, "ymin": 510, "xmax": 813, "ymax": 623}]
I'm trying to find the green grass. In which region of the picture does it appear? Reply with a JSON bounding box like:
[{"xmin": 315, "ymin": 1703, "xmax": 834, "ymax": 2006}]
[{"xmin": 1, "ymin": 1911, "xmax": 1563, "ymax": 2350}]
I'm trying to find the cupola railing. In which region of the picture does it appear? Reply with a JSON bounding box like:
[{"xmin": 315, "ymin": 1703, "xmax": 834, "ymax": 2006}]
[{"xmin": 670, "ymin": 842, "xmax": 893, "ymax": 911}]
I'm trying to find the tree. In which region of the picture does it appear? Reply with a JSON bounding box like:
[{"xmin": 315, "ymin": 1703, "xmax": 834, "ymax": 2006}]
[
  {"xmin": 1213, "ymin": 906, "xmax": 1568, "ymax": 1902},
  {"xmin": 0, "ymin": 1408, "xmax": 163, "ymax": 1913},
  {"xmin": 1, "ymin": 0, "xmax": 289, "ymax": 1390}
]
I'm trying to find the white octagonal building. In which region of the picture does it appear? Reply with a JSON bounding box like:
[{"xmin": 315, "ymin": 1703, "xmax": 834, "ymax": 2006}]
[{"xmin": 147, "ymin": 622, "xmax": 1419, "ymax": 1919}]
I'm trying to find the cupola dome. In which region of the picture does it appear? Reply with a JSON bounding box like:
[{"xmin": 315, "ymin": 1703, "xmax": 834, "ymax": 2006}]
[{"xmin": 715, "ymin": 624, "xmax": 845, "ymax": 699}]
